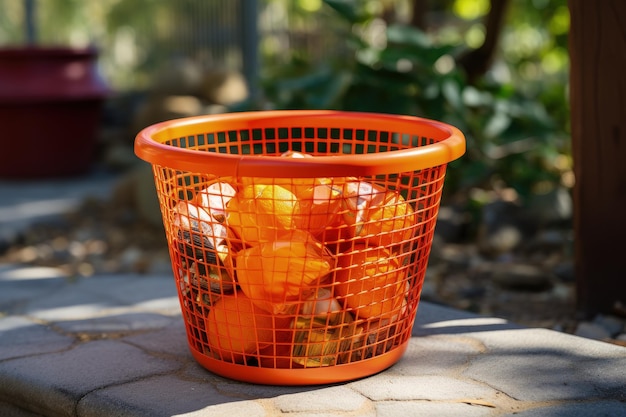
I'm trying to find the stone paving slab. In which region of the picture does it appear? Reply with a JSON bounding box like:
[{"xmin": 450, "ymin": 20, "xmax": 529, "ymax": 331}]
[
  {"xmin": 0, "ymin": 264, "xmax": 625, "ymax": 417},
  {"xmin": 0, "ymin": 172, "xmax": 119, "ymax": 249}
]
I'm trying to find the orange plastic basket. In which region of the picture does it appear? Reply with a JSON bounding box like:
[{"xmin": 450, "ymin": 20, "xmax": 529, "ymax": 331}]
[{"xmin": 134, "ymin": 110, "xmax": 465, "ymax": 385}]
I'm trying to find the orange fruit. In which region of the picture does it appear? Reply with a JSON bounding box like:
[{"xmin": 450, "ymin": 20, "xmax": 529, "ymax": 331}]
[
  {"xmin": 226, "ymin": 183, "xmax": 300, "ymax": 244},
  {"xmin": 334, "ymin": 244, "xmax": 407, "ymax": 319},
  {"xmin": 341, "ymin": 180, "xmax": 416, "ymax": 247},
  {"xmin": 272, "ymin": 152, "xmax": 331, "ymax": 200},
  {"xmin": 205, "ymin": 291, "xmax": 291, "ymax": 363},
  {"xmin": 239, "ymin": 149, "xmax": 313, "ymax": 197},
  {"xmin": 294, "ymin": 180, "xmax": 343, "ymax": 238},
  {"xmin": 235, "ymin": 229, "xmax": 335, "ymax": 314},
  {"xmin": 358, "ymin": 191, "xmax": 417, "ymax": 247}
]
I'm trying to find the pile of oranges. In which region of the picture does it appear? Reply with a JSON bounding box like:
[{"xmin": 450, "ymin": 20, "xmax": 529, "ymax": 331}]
[{"xmin": 171, "ymin": 151, "xmax": 418, "ymax": 367}]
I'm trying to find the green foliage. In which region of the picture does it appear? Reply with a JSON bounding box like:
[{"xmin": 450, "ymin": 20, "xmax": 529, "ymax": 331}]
[
  {"xmin": 260, "ymin": 0, "xmax": 571, "ymax": 202},
  {"xmin": 324, "ymin": 0, "xmax": 373, "ymax": 23}
]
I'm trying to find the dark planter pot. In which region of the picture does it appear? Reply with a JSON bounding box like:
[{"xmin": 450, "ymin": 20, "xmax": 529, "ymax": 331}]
[{"xmin": 0, "ymin": 46, "xmax": 109, "ymax": 178}]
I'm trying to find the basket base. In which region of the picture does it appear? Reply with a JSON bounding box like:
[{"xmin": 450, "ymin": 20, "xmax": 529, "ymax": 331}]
[{"xmin": 189, "ymin": 341, "xmax": 409, "ymax": 386}]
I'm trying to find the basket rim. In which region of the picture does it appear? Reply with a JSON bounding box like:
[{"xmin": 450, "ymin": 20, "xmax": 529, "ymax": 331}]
[{"xmin": 134, "ymin": 110, "xmax": 465, "ymax": 177}]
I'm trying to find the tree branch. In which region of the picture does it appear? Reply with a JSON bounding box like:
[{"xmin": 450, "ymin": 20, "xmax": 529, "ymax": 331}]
[{"xmin": 457, "ymin": 0, "xmax": 510, "ymax": 83}]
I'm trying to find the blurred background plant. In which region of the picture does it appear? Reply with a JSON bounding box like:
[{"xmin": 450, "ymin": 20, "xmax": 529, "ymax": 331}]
[
  {"xmin": 0, "ymin": 0, "xmax": 573, "ymax": 245},
  {"xmin": 0, "ymin": 0, "xmax": 571, "ymax": 211},
  {"xmin": 259, "ymin": 0, "xmax": 572, "ymax": 225}
]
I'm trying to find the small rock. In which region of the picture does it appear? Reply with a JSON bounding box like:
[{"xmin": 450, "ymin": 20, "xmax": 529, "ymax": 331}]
[
  {"xmin": 534, "ymin": 229, "xmax": 570, "ymax": 248},
  {"xmin": 491, "ymin": 263, "xmax": 553, "ymax": 291},
  {"xmin": 458, "ymin": 285, "xmax": 486, "ymax": 299},
  {"xmin": 527, "ymin": 185, "xmax": 573, "ymax": 227},
  {"xmin": 592, "ymin": 314, "xmax": 624, "ymax": 337},
  {"xmin": 477, "ymin": 199, "xmax": 531, "ymax": 256},
  {"xmin": 526, "ymin": 229, "xmax": 574, "ymax": 262},
  {"xmin": 617, "ymin": 333, "xmax": 626, "ymax": 342},
  {"xmin": 552, "ymin": 261, "xmax": 575, "ymax": 282},
  {"xmin": 550, "ymin": 282, "xmax": 574, "ymax": 301},
  {"xmin": 478, "ymin": 224, "xmax": 523, "ymax": 256},
  {"xmin": 574, "ymin": 321, "xmax": 611, "ymax": 340},
  {"xmin": 119, "ymin": 246, "xmax": 145, "ymax": 270},
  {"xmin": 438, "ymin": 244, "xmax": 473, "ymax": 270},
  {"xmin": 434, "ymin": 205, "xmax": 470, "ymax": 243}
]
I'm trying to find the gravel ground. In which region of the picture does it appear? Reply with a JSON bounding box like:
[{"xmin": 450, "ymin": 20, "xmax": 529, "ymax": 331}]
[{"xmin": 1, "ymin": 181, "xmax": 625, "ymax": 347}]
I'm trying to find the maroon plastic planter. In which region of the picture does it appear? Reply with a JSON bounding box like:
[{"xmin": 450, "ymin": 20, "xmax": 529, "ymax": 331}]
[{"xmin": 0, "ymin": 46, "xmax": 109, "ymax": 178}]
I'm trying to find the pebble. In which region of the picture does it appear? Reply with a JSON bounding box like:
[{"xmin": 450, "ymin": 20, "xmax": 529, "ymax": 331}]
[
  {"xmin": 479, "ymin": 224, "xmax": 523, "ymax": 256},
  {"xmin": 550, "ymin": 282, "xmax": 573, "ymax": 301},
  {"xmin": 490, "ymin": 263, "xmax": 553, "ymax": 291},
  {"xmin": 574, "ymin": 322, "xmax": 612, "ymax": 340},
  {"xmin": 592, "ymin": 314, "xmax": 624, "ymax": 336},
  {"xmin": 477, "ymin": 199, "xmax": 529, "ymax": 256},
  {"xmin": 436, "ymin": 244, "xmax": 473, "ymax": 269},
  {"xmin": 533, "ymin": 229, "xmax": 571, "ymax": 248},
  {"xmin": 527, "ymin": 185, "xmax": 573, "ymax": 226},
  {"xmin": 551, "ymin": 261, "xmax": 575, "ymax": 282},
  {"xmin": 434, "ymin": 205, "xmax": 470, "ymax": 243}
]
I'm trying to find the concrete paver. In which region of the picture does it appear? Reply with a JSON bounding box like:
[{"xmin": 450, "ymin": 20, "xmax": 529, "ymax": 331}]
[
  {"xmin": 0, "ymin": 173, "xmax": 118, "ymax": 248},
  {"xmin": 0, "ymin": 263, "xmax": 625, "ymax": 417},
  {"xmin": 78, "ymin": 374, "xmax": 264, "ymax": 417},
  {"xmin": 272, "ymin": 386, "xmax": 368, "ymax": 413},
  {"xmin": 500, "ymin": 401, "xmax": 626, "ymax": 417},
  {"xmin": 0, "ymin": 316, "xmax": 75, "ymax": 361},
  {"xmin": 350, "ymin": 375, "xmax": 499, "ymax": 402},
  {"xmin": 375, "ymin": 401, "xmax": 494, "ymax": 417}
]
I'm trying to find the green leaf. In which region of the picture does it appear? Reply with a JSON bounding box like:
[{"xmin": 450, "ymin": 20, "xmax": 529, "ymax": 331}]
[
  {"xmin": 307, "ymin": 71, "xmax": 353, "ymax": 109},
  {"xmin": 442, "ymin": 79, "xmax": 463, "ymax": 111},
  {"xmin": 463, "ymin": 86, "xmax": 493, "ymax": 107},
  {"xmin": 386, "ymin": 24, "xmax": 432, "ymax": 49},
  {"xmin": 323, "ymin": 0, "xmax": 372, "ymax": 24},
  {"xmin": 269, "ymin": 67, "xmax": 354, "ymax": 110},
  {"xmin": 484, "ymin": 111, "xmax": 511, "ymax": 139}
]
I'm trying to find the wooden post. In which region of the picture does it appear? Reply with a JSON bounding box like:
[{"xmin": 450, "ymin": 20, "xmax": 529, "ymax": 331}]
[{"xmin": 569, "ymin": 0, "xmax": 626, "ymax": 316}]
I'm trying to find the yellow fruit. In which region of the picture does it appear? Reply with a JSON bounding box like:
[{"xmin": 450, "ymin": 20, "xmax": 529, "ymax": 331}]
[{"xmin": 235, "ymin": 230, "xmax": 335, "ymax": 314}]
